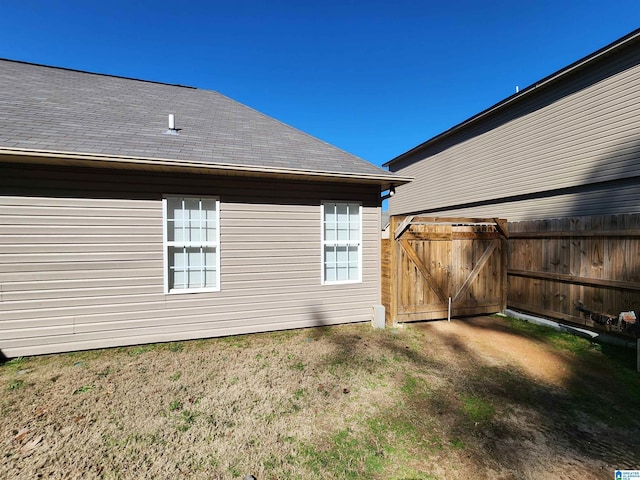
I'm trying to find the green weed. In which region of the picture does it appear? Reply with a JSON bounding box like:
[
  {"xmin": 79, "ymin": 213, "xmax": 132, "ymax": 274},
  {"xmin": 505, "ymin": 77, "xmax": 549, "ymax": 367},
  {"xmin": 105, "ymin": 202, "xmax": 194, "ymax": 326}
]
[
  {"xmin": 401, "ymin": 374, "xmax": 419, "ymax": 395},
  {"xmin": 167, "ymin": 342, "xmax": 184, "ymax": 353},
  {"xmin": 96, "ymin": 368, "xmax": 112, "ymax": 378},
  {"xmin": 73, "ymin": 384, "xmax": 95, "ymax": 394},
  {"xmin": 176, "ymin": 410, "xmax": 199, "ymax": 432},
  {"xmin": 301, "ymin": 426, "xmax": 387, "ymax": 479},
  {"xmin": 128, "ymin": 344, "xmax": 156, "ymax": 356},
  {"xmin": 8, "ymin": 379, "xmax": 24, "ymax": 391},
  {"xmin": 461, "ymin": 395, "xmax": 495, "ymax": 424},
  {"xmin": 222, "ymin": 335, "xmax": 250, "ymax": 349},
  {"xmin": 293, "ymin": 388, "xmax": 306, "ymax": 400},
  {"xmin": 4, "ymin": 357, "xmax": 26, "ymax": 370},
  {"xmin": 449, "ymin": 438, "xmax": 464, "ymax": 449},
  {"xmin": 291, "ymin": 361, "xmax": 305, "ymax": 371},
  {"xmin": 503, "ymin": 317, "xmax": 599, "ymax": 357},
  {"xmin": 268, "ymin": 329, "xmax": 300, "ymax": 341}
]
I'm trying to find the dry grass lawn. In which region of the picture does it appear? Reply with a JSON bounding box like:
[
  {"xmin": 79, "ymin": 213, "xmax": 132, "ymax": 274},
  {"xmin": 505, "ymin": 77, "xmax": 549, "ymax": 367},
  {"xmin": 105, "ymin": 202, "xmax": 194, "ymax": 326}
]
[{"xmin": 1, "ymin": 316, "xmax": 639, "ymax": 479}]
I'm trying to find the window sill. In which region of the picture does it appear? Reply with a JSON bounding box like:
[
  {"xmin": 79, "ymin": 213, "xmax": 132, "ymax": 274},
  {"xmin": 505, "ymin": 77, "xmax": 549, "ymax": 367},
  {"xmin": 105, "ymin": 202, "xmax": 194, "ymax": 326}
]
[
  {"xmin": 166, "ymin": 287, "xmax": 220, "ymax": 295},
  {"xmin": 322, "ymin": 280, "xmax": 362, "ymax": 286}
]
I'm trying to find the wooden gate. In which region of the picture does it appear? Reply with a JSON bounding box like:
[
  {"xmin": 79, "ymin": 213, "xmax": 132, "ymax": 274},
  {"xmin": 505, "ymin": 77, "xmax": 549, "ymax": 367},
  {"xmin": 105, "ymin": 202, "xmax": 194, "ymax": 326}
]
[{"xmin": 388, "ymin": 216, "xmax": 508, "ymax": 324}]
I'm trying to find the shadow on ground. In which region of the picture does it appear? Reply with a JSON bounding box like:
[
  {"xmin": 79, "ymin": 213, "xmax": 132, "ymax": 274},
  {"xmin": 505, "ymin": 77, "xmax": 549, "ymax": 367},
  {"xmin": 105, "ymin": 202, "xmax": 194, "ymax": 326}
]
[{"xmin": 307, "ymin": 315, "xmax": 640, "ymax": 478}]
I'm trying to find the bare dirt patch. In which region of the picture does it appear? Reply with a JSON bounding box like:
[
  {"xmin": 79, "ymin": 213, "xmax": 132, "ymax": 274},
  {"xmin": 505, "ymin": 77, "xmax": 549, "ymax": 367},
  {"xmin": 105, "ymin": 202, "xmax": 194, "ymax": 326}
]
[
  {"xmin": 415, "ymin": 316, "xmax": 640, "ymax": 479},
  {"xmin": 1, "ymin": 316, "xmax": 639, "ymax": 479}
]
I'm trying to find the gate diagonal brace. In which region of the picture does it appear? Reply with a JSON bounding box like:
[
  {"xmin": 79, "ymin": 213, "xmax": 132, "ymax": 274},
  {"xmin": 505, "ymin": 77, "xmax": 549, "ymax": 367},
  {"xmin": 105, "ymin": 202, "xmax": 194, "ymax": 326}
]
[
  {"xmin": 452, "ymin": 239, "xmax": 499, "ymax": 302},
  {"xmin": 399, "ymin": 239, "xmax": 448, "ymax": 305},
  {"xmin": 394, "ymin": 215, "xmax": 415, "ymax": 240}
]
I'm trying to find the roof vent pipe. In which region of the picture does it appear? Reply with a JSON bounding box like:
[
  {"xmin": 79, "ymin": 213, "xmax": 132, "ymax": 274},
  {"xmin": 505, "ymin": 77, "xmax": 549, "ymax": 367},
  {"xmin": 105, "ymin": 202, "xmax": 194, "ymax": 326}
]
[{"xmin": 165, "ymin": 114, "xmax": 179, "ymax": 135}]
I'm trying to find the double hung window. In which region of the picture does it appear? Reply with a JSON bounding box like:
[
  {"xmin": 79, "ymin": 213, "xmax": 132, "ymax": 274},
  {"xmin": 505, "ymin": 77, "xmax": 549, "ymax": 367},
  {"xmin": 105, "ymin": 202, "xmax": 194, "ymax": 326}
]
[
  {"xmin": 322, "ymin": 202, "xmax": 362, "ymax": 284},
  {"xmin": 163, "ymin": 196, "xmax": 220, "ymax": 293}
]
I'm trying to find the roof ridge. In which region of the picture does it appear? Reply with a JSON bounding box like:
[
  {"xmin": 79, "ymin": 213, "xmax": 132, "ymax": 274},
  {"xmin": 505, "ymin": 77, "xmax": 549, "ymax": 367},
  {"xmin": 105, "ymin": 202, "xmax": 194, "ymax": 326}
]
[{"xmin": 0, "ymin": 57, "xmax": 198, "ymax": 90}]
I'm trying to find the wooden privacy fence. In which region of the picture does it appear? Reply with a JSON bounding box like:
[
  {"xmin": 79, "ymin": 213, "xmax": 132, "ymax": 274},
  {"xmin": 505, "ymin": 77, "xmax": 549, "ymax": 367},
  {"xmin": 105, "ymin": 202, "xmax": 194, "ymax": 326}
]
[
  {"xmin": 383, "ymin": 217, "xmax": 508, "ymax": 324},
  {"xmin": 508, "ymin": 214, "xmax": 640, "ymax": 335}
]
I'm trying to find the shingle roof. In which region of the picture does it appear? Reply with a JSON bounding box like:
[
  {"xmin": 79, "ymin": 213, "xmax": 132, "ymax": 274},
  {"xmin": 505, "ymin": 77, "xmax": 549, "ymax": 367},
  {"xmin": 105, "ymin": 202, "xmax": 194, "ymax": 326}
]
[{"xmin": 0, "ymin": 59, "xmax": 399, "ymax": 181}]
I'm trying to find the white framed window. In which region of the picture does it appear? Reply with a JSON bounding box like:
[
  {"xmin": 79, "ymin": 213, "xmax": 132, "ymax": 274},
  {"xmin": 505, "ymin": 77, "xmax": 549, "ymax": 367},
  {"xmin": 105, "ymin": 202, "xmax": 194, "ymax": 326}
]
[
  {"xmin": 322, "ymin": 202, "xmax": 362, "ymax": 284},
  {"xmin": 163, "ymin": 196, "xmax": 220, "ymax": 294}
]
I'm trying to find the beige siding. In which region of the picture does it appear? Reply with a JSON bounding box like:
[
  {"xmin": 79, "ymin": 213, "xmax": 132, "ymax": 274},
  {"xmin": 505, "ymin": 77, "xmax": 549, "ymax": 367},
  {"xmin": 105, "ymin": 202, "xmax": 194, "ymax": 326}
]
[
  {"xmin": 0, "ymin": 163, "xmax": 381, "ymax": 357},
  {"xmin": 389, "ymin": 39, "xmax": 640, "ymax": 220},
  {"xmin": 392, "ymin": 177, "xmax": 640, "ymax": 222}
]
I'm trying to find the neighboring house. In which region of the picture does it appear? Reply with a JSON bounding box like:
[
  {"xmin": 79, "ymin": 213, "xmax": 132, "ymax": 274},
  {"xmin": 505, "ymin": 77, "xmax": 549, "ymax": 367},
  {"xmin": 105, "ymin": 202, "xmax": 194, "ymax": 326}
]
[
  {"xmin": 0, "ymin": 59, "xmax": 410, "ymax": 357},
  {"xmin": 386, "ymin": 28, "xmax": 640, "ymax": 221},
  {"xmin": 381, "ymin": 211, "xmax": 390, "ymax": 239}
]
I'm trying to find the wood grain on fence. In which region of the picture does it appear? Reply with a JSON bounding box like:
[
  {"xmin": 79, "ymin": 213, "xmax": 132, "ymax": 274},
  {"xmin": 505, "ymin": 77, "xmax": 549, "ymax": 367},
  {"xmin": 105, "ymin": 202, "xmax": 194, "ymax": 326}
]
[
  {"xmin": 508, "ymin": 214, "xmax": 640, "ymax": 335},
  {"xmin": 381, "ymin": 238, "xmax": 391, "ymax": 323},
  {"xmin": 382, "ymin": 217, "xmax": 506, "ymax": 325}
]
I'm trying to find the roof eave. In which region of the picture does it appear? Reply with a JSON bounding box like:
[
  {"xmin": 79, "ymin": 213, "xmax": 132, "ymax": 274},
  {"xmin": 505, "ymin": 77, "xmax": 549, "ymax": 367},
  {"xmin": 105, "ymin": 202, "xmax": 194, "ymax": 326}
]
[{"xmin": 0, "ymin": 147, "xmax": 413, "ymax": 191}]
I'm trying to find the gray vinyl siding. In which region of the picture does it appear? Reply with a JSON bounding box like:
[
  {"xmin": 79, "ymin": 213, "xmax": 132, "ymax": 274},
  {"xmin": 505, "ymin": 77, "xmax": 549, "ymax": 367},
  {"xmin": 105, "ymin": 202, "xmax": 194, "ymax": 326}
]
[
  {"xmin": 0, "ymin": 162, "xmax": 381, "ymax": 357},
  {"xmin": 388, "ymin": 38, "xmax": 640, "ymax": 220},
  {"xmin": 388, "ymin": 177, "xmax": 640, "ymax": 222}
]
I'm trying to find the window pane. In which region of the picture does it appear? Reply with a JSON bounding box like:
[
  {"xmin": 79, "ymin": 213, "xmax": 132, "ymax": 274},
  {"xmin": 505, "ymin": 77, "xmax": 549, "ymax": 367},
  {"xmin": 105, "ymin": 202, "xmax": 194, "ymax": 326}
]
[
  {"xmin": 166, "ymin": 196, "xmax": 219, "ymax": 291},
  {"xmin": 188, "ymin": 222, "xmax": 201, "ymax": 242},
  {"xmin": 172, "ymin": 270, "xmax": 185, "ymax": 289},
  {"xmin": 205, "ymin": 268, "xmax": 217, "ymax": 288},
  {"xmin": 170, "ymin": 218, "xmax": 184, "ymax": 242},
  {"xmin": 167, "ymin": 197, "xmax": 181, "ymax": 221},
  {"xmin": 201, "ymin": 198, "xmax": 216, "ymax": 213},
  {"xmin": 172, "ymin": 247, "xmax": 186, "ymax": 269},
  {"xmin": 184, "ymin": 198, "xmax": 199, "ymax": 216},
  {"xmin": 337, "ymin": 204, "xmax": 348, "ymax": 224},
  {"xmin": 324, "ymin": 203, "xmax": 336, "ymax": 223},
  {"xmin": 349, "ymin": 206, "xmax": 360, "ymax": 241},
  {"xmin": 188, "ymin": 268, "xmax": 203, "ymax": 289},
  {"xmin": 167, "ymin": 198, "xmax": 182, "ymax": 242},
  {"xmin": 323, "ymin": 223, "xmax": 334, "ymax": 241},
  {"xmin": 325, "ymin": 246, "xmax": 336, "ymax": 264},
  {"xmin": 349, "ymin": 206, "xmax": 359, "ymax": 223},
  {"xmin": 336, "ymin": 265, "xmax": 348, "ymax": 281},
  {"xmin": 336, "ymin": 246, "xmax": 348, "ymax": 263},
  {"xmin": 349, "ymin": 222, "xmax": 359, "ymax": 241},
  {"xmin": 205, "ymin": 206, "xmax": 217, "ymax": 241},
  {"xmin": 349, "ymin": 266, "xmax": 359, "ymax": 280},
  {"xmin": 322, "ymin": 202, "xmax": 361, "ymax": 283},
  {"xmin": 169, "ymin": 247, "xmax": 186, "ymax": 289},
  {"xmin": 167, "ymin": 197, "xmax": 218, "ymax": 244},
  {"xmin": 188, "ymin": 248, "xmax": 203, "ymax": 269},
  {"xmin": 204, "ymin": 248, "xmax": 216, "ymax": 268},
  {"xmin": 325, "ymin": 265, "xmax": 336, "ymax": 282}
]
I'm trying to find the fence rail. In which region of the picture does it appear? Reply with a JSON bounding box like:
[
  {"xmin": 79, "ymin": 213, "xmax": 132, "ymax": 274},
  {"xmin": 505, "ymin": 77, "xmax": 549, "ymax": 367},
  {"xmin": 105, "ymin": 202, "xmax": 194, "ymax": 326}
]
[
  {"xmin": 382, "ymin": 213, "xmax": 640, "ymax": 336},
  {"xmin": 507, "ymin": 214, "xmax": 640, "ymax": 335}
]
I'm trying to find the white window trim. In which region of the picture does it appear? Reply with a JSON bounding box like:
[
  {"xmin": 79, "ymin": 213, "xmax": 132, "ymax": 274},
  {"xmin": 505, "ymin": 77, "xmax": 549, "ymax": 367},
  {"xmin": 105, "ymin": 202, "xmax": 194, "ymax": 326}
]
[
  {"xmin": 321, "ymin": 201, "xmax": 363, "ymax": 285},
  {"xmin": 162, "ymin": 196, "xmax": 221, "ymax": 294}
]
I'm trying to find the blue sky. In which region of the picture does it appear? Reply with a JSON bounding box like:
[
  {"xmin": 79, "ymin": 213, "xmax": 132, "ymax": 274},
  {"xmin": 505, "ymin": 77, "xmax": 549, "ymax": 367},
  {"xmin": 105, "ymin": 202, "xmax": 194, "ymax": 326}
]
[{"xmin": 2, "ymin": 1, "xmax": 638, "ymax": 167}]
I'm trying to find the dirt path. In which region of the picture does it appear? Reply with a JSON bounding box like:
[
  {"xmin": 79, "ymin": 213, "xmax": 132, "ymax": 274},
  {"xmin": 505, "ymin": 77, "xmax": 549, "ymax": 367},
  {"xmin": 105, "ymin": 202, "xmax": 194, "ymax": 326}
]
[
  {"xmin": 414, "ymin": 316, "xmax": 640, "ymax": 480},
  {"xmin": 422, "ymin": 316, "xmax": 572, "ymax": 386}
]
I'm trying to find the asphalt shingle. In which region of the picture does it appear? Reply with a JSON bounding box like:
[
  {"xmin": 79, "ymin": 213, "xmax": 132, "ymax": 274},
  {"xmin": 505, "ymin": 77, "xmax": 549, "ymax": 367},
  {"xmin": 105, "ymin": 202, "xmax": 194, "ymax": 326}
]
[{"xmin": 0, "ymin": 59, "xmax": 395, "ymax": 179}]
